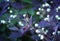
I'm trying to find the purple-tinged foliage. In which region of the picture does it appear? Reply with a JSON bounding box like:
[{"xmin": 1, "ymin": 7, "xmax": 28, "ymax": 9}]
[
  {"xmin": 39, "ymin": 20, "xmax": 50, "ymax": 27},
  {"xmin": 0, "ymin": 0, "xmax": 60, "ymax": 41}
]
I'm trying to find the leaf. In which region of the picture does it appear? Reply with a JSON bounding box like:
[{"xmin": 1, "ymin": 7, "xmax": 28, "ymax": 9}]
[
  {"xmin": 31, "ymin": 35, "xmax": 40, "ymax": 40},
  {"xmin": 0, "ymin": 24, "xmax": 7, "ymax": 32},
  {"xmin": 19, "ymin": 9, "xmax": 27, "ymax": 14},
  {"xmin": 39, "ymin": 20, "xmax": 50, "ymax": 27},
  {"xmin": 14, "ymin": 9, "xmax": 19, "ymax": 15},
  {"xmin": 0, "ymin": 13, "xmax": 10, "ymax": 20},
  {"xmin": 9, "ymin": 26, "xmax": 18, "ymax": 31},
  {"xmin": 0, "ymin": 0, "xmax": 3, "ymax": 2},
  {"xmin": 9, "ymin": 32, "xmax": 20, "ymax": 38},
  {"xmin": 21, "ymin": 0, "xmax": 32, "ymax": 4},
  {"xmin": 28, "ymin": 9, "xmax": 35, "ymax": 15},
  {"xmin": 11, "ymin": 18, "xmax": 18, "ymax": 25}
]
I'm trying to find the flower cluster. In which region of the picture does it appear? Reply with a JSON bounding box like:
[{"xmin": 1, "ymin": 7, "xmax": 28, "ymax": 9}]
[{"xmin": 0, "ymin": 0, "xmax": 60, "ymax": 41}]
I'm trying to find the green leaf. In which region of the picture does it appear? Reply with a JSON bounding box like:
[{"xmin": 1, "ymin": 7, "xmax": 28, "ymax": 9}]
[
  {"xmin": 11, "ymin": 18, "xmax": 18, "ymax": 25},
  {"xmin": 28, "ymin": 9, "xmax": 35, "ymax": 15},
  {"xmin": 21, "ymin": 0, "xmax": 32, "ymax": 4},
  {"xmin": 14, "ymin": 9, "xmax": 19, "ymax": 15},
  {"xmin": 0, "ymin": 24, "xmax": 7, "ymax": 32},
  {"xmin": 0, "ymin": 13, "xmax": 10, "ymax": 20},
  {"xmin": 0, "ymin": 0, "xmax": 3, "ymax": 2},
  {"xmin": 19, "ymin": 9, "xmax": 27, "ymax": 14}
]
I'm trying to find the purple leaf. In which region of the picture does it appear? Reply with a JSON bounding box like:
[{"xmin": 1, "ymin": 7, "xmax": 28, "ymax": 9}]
[
  {"xmin": 11, "ymin": 2, "xmax": 25, "ymax": 9},
  {"xmin": 39, "ymin": 20, "xmax": 50, "ymax": 27},
  {"xmin": 31, "ymin": 35, "xmax": 40, "ymax": 40},
  {"xmin": 9, "ymin": 32, "xmax": 21, "ymax": 38},
  {"xmin": 9, "ymin": 26, "xmax": 18, "ymax": 31}
]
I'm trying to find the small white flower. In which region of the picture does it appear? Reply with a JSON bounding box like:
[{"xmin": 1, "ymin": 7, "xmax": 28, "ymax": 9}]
[
  {"xmin": 38, "ymin": 8, "xmax": 41, "ymax": 10},
  {"xmin": 41, "ymin": 28, "xmax": 45, "ymax": 31},
  {"xmin": 13, "ymin": 15, "xmax": 17, "ymax": 18},
  {"xmin": 38, "ymin": 34, "xmax": 41, "ymax": 37},
  {"xmin": 40, "ymin": 35, "xmax": 44, "ymax": 40},
  {"xmin": 55, "ymin": 15, "xmax": 60, "ymax": 20},
  {"xmin": 25, "ymin": 18, "xmax": 29, "ymax": 22},
  {"xmin": 6, "ymin": 0, "xmax": 9, "ymax": 2},
  {"xmin": 1, "ymin": 20, "xmax": 6, "ymax": 24},
  {"xmin": 47, "ymin": 15, "xmax": 50, "ymax": 18},
  {"xmin": 35, "ymin": 29, "xmax": 40, "ymax": 33},
  {"xmin": 44, "ymin": 30, "xmax": 48, "ymax": 34},
  {"xmin": 10, "ymin": 15, "xmax": 13, "ymax": 18},
  {"xmin": 18, "ymin": 21, "xmax": 22, "ymax": 25},
  {"xmin": 44, "ymin": 15, "xmax": 50, "ymax": 21},
  {"xmin": 42, "ymin": 4, "xmax": 45, "ymax": 7},
  {"xmin": 46, "ymin": 8, "xmax": 51, "ymax": 12},
  {"xmin": 52, "ymin": 32, "xmax": 56, "ymax": 35},
  {"xmin": 56, "ymin": 6, "xmax": 60, "ymax": 12},
  {"xmin": 40, "ymin": 15, "xmax": 43, "ymax": 18},
  {"xmin": 8, "ymin": 7, "xmax": 10, "ymax": 9},
  {"xmin": 44, "ymin": 17, "xmax": 49, "ymax": 21},
  {"xmin": 50, "ymin": 1, "xmax": 53, "ymax": 4},
  {"xmin": 9, "ymin": 10, "xmax": 13, "ymax": 13},
  {"xmin": 55, "ymin": 15, "xmax": 59, "ymax": 18},
  {"xmin": 56, "ymin": 8, "xmax": 58, "ymax": 12},
  {"xmin": 23, "ymin": 14, "xmax": 26, "ymax": 17},
  {"xmin": 10, "ymin": 15, "xmax": 17, "ymax": 18},
  {"xmin": 41, "ymin": 8, "xmax": 44, "ymax": 11},
  {"xmin": 35, "ymin": 23, "xmax": 39, "ymax": 27},
  {"xmin": 45, "ymin": 3, "xmax": 49, "ymax": 6},
  {"xmin": 18, "ymin": 21, "xmax": 24, "ymax": 26},
  {"xmin": 58, "ymin": 6, "xmax": 60, "ymax": 9},
  {"xmin": 58, "ymin": 31, "xmax": 60, "ymax": 34},
  {"xmin": 36, "ymin": 12, "xmax": 40, "ymax": 15}
]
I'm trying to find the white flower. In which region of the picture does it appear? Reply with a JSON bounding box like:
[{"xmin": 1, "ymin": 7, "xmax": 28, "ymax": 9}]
[
  {"xmin": 41, "ymin": 28, "xmax": 45, "ymax": 31},
  {"xmin": 38, "ymin": 34, "xmax": 41, "ymax": 37},
  {"xmin": 8, "ymin": 7, "xmax": 10, "ymax": 9},
  {"xmin": 40, "ymin": 35, "xmax": 44, "ymax": 40},
  {"xmin": 36, "ymin": 12, "xmax": 40, "ymax": 15},
  {"xmin": 44, "ymin": 30, "xmax": 48, "ymax": 34},
  {"xmin": 41, "ymin": 8, "xmax": 44, "ymax": 11},
  {"xmin": 45, "ymin": 3, "xmax": 50, "ymax": 7},
  {"xmin": 47, "ymin": 15, "xmax": 50, "ymax": 18},
  {"xmin": 1, "ymin": 20, "xmax": 6, "ymax": 24},
  {"xmin": 13, "ymin": 15, "xmax": 17, "ymax": 18},
  {"xmin": 56, "ymin": 6, "xmax": 60, "ymax": 12},
  {"xmin": 10, "ymin": 15, "xmax": 13, "ymax": 18},
  {"xmin": 50, "ymin": 1, "xmax": 53, "ymax": 4},
  {"xmin": 9, "ymin": 10, "xmax": 13, "ymax": 13},
  {"xmin": 56, "ymin": 8, "xmax": 58, "ymax": 12},
  {"xmin": 46, "ymin": 8, "xmax": 51, "ymax": 12},
  {"xmin": 55, "ymin": 15, "xmax": 60, "ymax": 20},
  {"xmin": 35, "ymin": 29, "xmax": 40, "ymax": 33},
  {"xmin": 42, "ymin": 4, "xmax": 45, "ymax": 7},
  {"xmin": 23, "ymin": 14, "xmax": 26, "ymax": 17},
  {"xmin": 10, "ymin": 15, "xmax": 17, "ymax": 18},
  {"xmin": 58, "ymin": 31, "xmax": 60, "ymax": 34},
  {"xmin": 52, "ymin": 32, "xmax": 56, "ymax": 35},
  {"xmin": 44, "ymin": 15, "xmax": 50, "ymax": 21},
  {"xmin": 6, "ymin": 0, "xmax": 9, "ymax": 2},
  {"xmin": 18, "ymin": 21, "xmax": 24, "ymax": 26},
  {"xmin": 44, "ymin": 17, "xmax": 49, "ymax": 21},
  {"xmin": 58, "ymin": 6, "xmax": 60, "ymax": 9},
  {"xmin": 35, "ymin": 23, "xmax": 39, "ymax": 27},
  {"xmin": 38, "ymin": 8, "xmax": 41, "ymax": 10}
]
